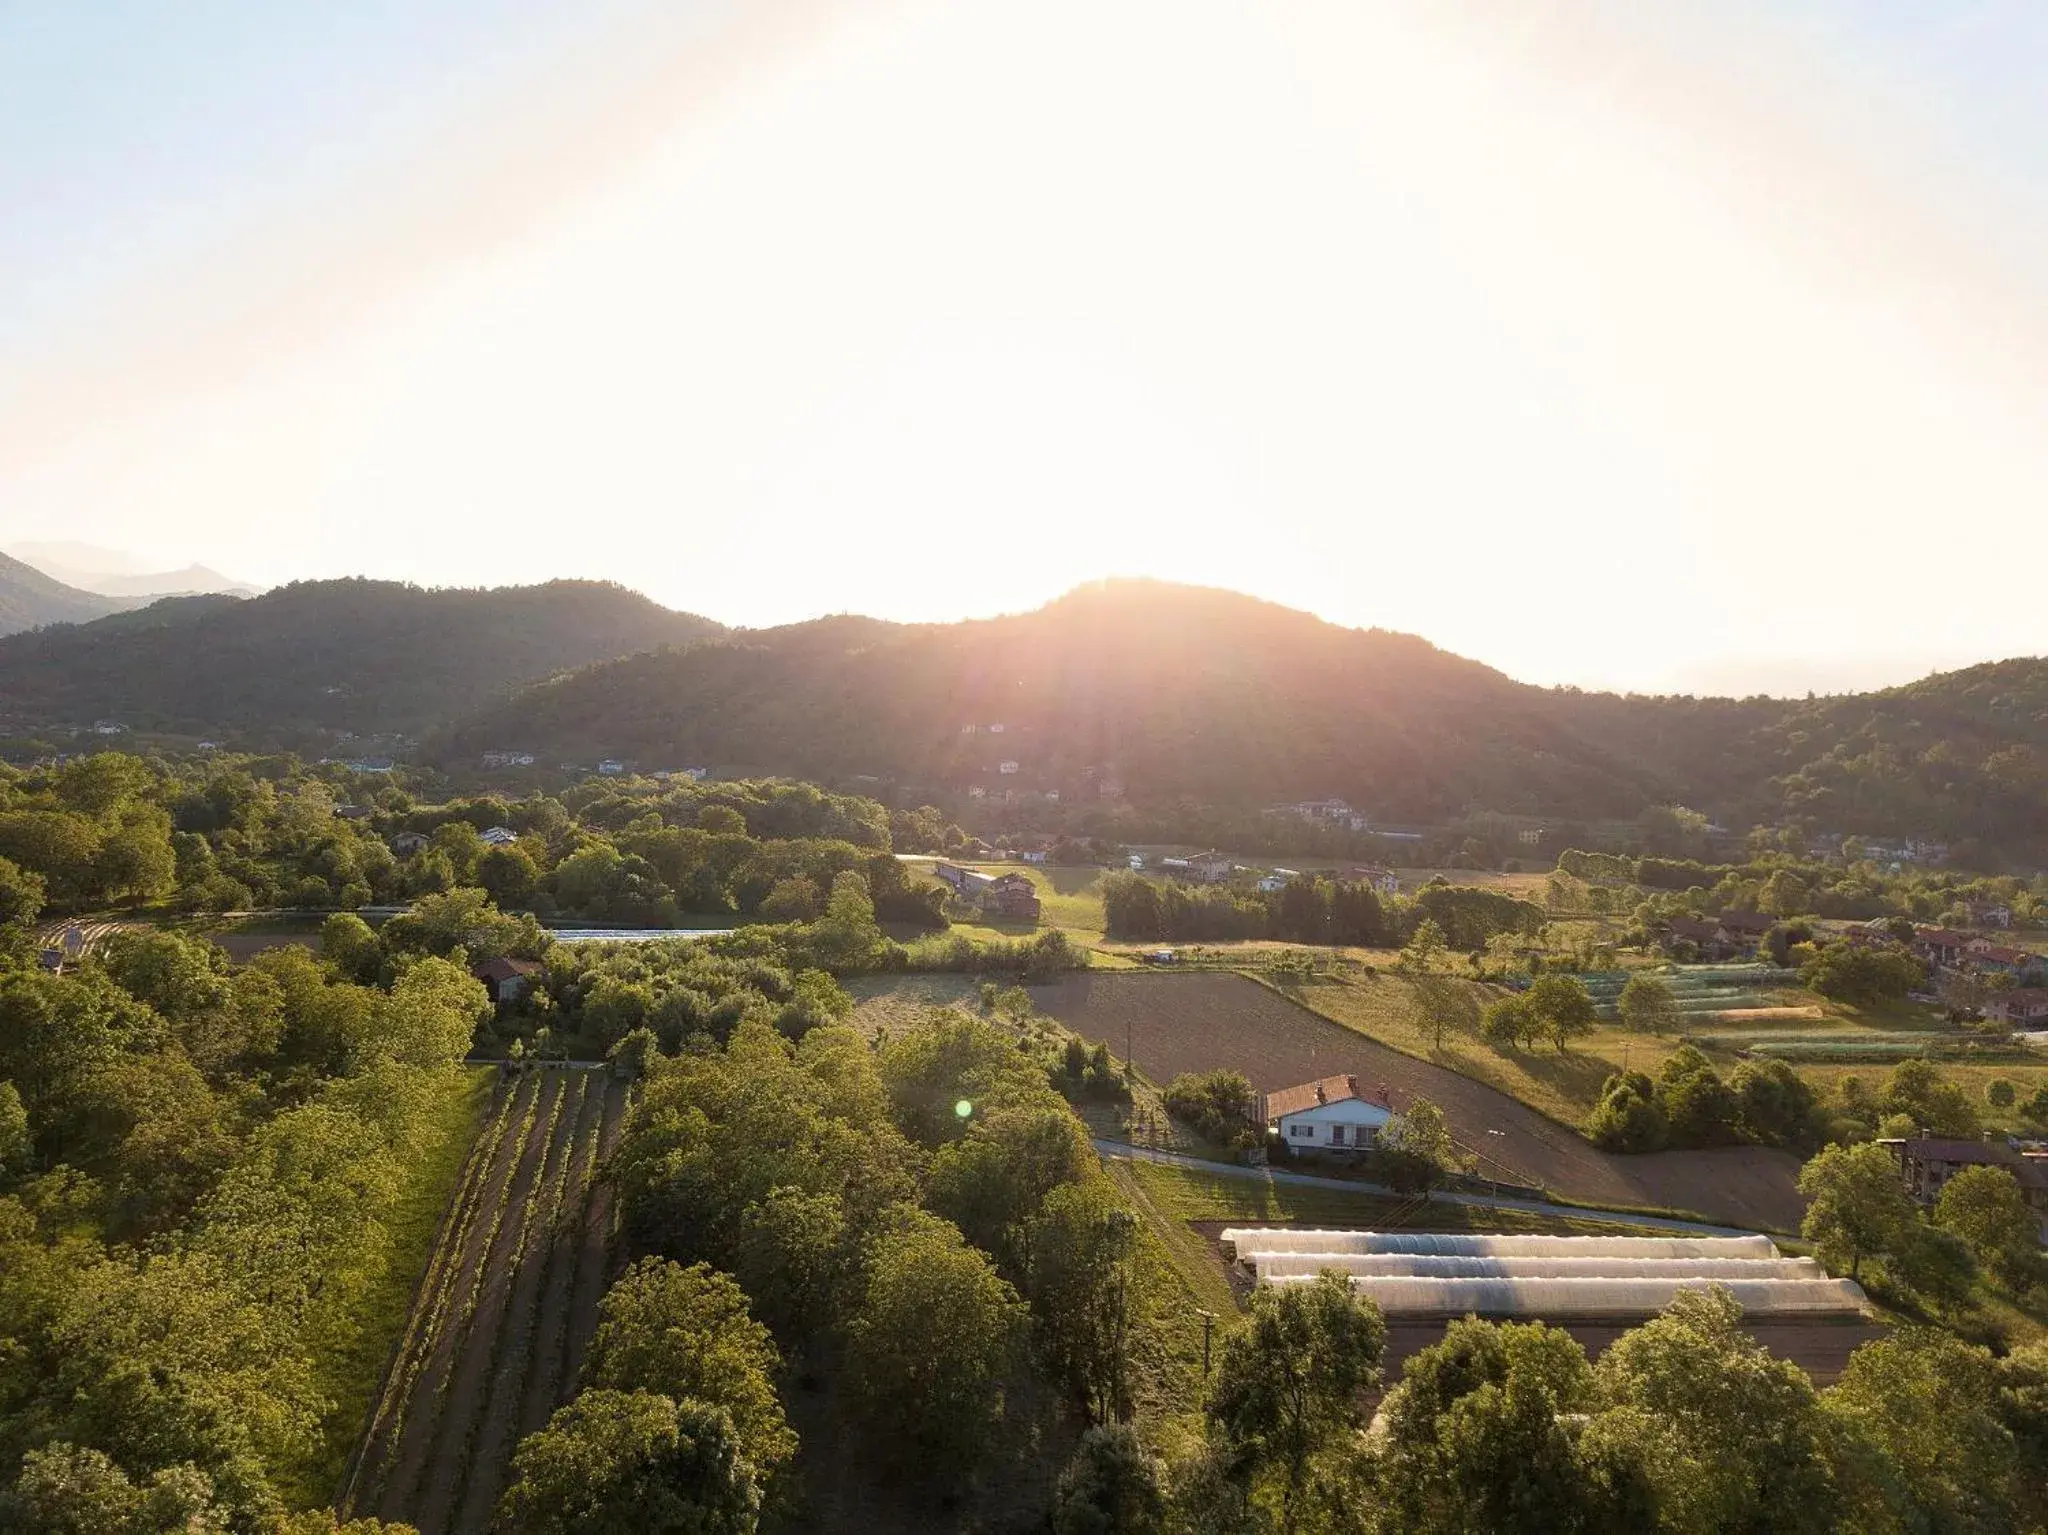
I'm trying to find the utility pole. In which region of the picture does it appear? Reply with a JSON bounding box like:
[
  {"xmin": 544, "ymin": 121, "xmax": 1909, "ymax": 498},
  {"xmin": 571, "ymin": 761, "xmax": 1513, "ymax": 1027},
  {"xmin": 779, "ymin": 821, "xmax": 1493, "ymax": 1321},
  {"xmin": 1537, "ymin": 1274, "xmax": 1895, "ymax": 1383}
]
[{"xmin": 1198, "ymin": 1310, "xmax": 1216, "ymax": 1376}]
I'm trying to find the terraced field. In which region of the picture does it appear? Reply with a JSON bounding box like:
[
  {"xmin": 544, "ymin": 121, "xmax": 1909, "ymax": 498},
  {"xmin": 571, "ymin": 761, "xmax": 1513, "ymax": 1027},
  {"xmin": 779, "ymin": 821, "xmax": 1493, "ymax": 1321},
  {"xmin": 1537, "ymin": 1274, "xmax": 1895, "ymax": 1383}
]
[{"xmin": 341, "ymin": 1065, "xmax": 632, "ymax": 1535}]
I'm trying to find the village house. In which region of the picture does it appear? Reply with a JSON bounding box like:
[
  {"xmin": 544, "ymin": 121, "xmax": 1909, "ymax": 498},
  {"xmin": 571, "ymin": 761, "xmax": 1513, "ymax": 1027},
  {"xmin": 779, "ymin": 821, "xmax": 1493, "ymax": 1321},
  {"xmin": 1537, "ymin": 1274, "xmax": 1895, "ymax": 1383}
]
[
  {"xmin": 1348, "ymin": 866, "xmax": 1400, "ymax": 895},
  {"xmin": 998, "ymin": 760, "xmax": 1020, "ymax": 775},
  {"xmin": 931, "ymin": 863, "xmax": 1042, "ymax": 920},
  {"xmin": 481, "ymin": 826, "xmax": 519, "ymax": 846},
  {"xmin": 480, "ymin": 750, "xmax": 536, "ymax": 768},
  {"xmin": 472, "ymin": 955, "xmax": 541, "ymax": 1006},
  {"xmin": 596, "ymin": 759, "xmax": 626, "ymax": 776},
  {"xmin": 1985, "ymin": 988, "xmax": 2048, "ymax": 1027},
  {"xmin": 333, "ymin": 804, "xmax": 375, "ymax": 821},
  {"xmin": 1659, "ymin": 912, "xmax": 1772, "ymax": 960},
  {"xmin": 1911, "ymin": 927, "xmax": 1975, "ymax": 969},
  {"xmin": 1965, "ymin": 940, "xmax": 2048, "ymax": 984},
  {"xmin": 390, "ymin": 831, "xmax": 431, "ymax": 855},
  {"xmin": 1966, "ymin": 901, "xmax": 2016, "ymax": 929},
  {"xmin": 1160, "ymin": 853, "xmax": 1235, "ymax": 884},
  {"xmin": 1264, "ymin": 1074, "xmax": 1394, "ymax": 1152},
  {"xmin": 1258, "ymin": 868, "xmax": 1302, "ymax": 893},
  {"xmin": 1879, "ymin": 1136, "xmax": 2048, "ymax": 1238}
]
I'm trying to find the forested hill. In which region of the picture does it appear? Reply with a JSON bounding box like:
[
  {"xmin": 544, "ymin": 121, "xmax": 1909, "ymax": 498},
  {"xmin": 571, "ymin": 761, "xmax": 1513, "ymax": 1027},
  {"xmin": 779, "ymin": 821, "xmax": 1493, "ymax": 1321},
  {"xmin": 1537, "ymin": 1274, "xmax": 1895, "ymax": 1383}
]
[
  {"xmin": 0, "ymin": 550, "xmax": 128, "ymax": 635},
  {"xmin": 436, "ymin": 581, "xmax": 2048, "ymax": 845},
  {"xmin": 0, "ymin": 577, "xmax": 724, "ymax": 742},
  {"xmin": 436, "ymin": 582, "xmax": 1683, "ymax": 820}
]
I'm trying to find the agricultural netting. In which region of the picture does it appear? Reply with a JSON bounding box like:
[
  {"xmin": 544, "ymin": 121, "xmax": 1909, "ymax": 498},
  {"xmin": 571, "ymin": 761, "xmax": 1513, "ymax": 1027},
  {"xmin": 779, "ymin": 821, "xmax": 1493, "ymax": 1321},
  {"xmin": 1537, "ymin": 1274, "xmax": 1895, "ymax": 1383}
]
[
  {"xmin": 1219, "ymin": 1229, "xmax": 1781, "ymax": 1261},
  {"xmin": 1244, "ymin": 1253, "xmax": 1825, "ymax": 1283},
  {"xmin": 1261, "ymin": 1273, "xmax": 1868, "ymax": 1316}
]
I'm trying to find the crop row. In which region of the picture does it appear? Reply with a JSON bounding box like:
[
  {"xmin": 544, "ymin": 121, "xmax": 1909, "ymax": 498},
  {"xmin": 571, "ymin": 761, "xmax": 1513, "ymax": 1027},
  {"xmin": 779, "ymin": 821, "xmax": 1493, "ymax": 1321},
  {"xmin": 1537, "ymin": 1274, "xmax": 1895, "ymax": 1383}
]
[
  {"xmin": 442, "ymin": 1069, "xmax": 584, "ymax": 1532},
  {"xmin": 345, "ymin": 1073, "xmax": 523, "ymax": 1515}
]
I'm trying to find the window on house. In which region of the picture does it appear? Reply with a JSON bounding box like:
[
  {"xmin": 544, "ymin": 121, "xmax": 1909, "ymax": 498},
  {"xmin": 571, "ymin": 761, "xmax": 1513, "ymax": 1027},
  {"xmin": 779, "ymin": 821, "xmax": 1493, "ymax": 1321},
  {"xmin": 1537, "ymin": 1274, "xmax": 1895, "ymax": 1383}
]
[{"xmin": 1329, "ymin": 1124, "xmax": 1347, "ymax": 1146}]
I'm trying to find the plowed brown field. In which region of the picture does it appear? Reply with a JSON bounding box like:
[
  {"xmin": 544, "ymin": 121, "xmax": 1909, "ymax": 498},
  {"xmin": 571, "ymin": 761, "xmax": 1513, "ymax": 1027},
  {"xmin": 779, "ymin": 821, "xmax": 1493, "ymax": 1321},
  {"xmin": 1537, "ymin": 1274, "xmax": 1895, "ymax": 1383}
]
[{"xmin": 1035, "ymin": 972, "xmax": 1806, "ymax": 1232}]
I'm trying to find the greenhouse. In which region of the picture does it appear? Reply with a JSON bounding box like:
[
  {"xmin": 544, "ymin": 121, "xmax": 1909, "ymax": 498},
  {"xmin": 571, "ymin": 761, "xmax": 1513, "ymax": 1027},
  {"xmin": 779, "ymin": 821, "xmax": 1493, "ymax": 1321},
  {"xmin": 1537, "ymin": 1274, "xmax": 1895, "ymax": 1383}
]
[
  {"xmin": 1260, "ymin": 1272, "xmax": 1869, "ymax": 1317},
  {"xmin": 1245, "ymin": 1253, "xmax": 1829, "ymax": 1283},
  {"xmin": 1218, "ymin": 1229, "xmax": 1780, "ymax": 1261},
  {"xmin": 1223, "ymin": 1228, "xmax": 1869, "ymax": 1318}
]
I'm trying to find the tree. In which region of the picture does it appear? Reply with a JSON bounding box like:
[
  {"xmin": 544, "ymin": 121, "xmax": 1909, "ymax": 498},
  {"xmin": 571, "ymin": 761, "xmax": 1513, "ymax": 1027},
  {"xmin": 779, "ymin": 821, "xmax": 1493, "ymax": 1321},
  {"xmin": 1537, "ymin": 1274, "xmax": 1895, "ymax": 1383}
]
[
  {"xmin": 1615, "ymin": 974, "xmax": 1679, "ymax": 1035},
  {"xmin": 476, "ymin": 843, "xmax": 539, "ymax": 907},
  {"xmin": 1398, "ymin": 919, "xmax": 1447, "ymax": 974},
  {"xmin": 1797, "ymin": 1143, "xmax": 1916, "ymax": 1283},
  {"xmin": 495, "ymin": 1389, "xmax": 761, "ymax": 1535},
  {"xmin": 1379, "ymin": 1098, "xmax": 1457, "ymax": 1195},
  {"xmin": 1525, "ymin": 975, "xmax": 1596, "ymax": 1052},
  {"xmin": 1374, "ymin": 1318, "xmax": 1644, "ymax": 1534},
  {"xmin": 1986, "ymin": 1078, "xmax": 2018, "ymax": 1111},
  {"xmin": 0, "ymin": 1079, "xmax": 31, "ymax": 1182},
  {"xmin": 1480, "ymin": 993, "xmax": 1537, "ymax": 1051},
  {"xmin": 0, "ymin": 852, "xmax": 46, "ymax": 929},
  {"xmin": 1028, "ymin": 1182, "xmax": 1141, "ymax": 1424},
  {"xmin": 1, "ymin": 1442, "xmax": 230, "ymax": 1535},
  {"xmin": 1589, "ymin": 1287, "xmax": 1838, "ymax": 1535},
  {"xmin": 1583, "ymin": 1072, "xmax": 1667, "ymax": 1153},
  {"xmin": 1728, "ymin": 1059, "xmax": 1820, "ymax": 1148},
  {"xmin": 843, "ymin": 1210, "xmax": 1029, "ymax": 1480},
  {"xmin": 926, "ymin": 1102, "xmax": 1093, "ymax": 1274},
  {"xmin": 1935, "ymin": 1164, "xmax": 2042, "ymax": 1289},
  {"xmin": 1052, "ymin": 1424, "xmax": 1167, "ymax": 1535},
  {"xmin": 579, "ymin": 1259, "xmax": 795, "ymax": 1478},
  {"xmin": 1825, "ymin": 1330, "xmax": 2027, "ymax": 1534},
  {"xmin": 1880, "ymin": 1059, "xmax": 1979, "ymax": 1138},
  {"xmin": 731, "ymin": 1187, "xmax": 851, "ymax": 1348},
  {"xmin": 1205, "ymin": 1270, "xmax": 1386, "ymax": 1535},
  {"xmin": 1657, "ymin": 1047, "xmax": 1738, "ymax": 1147},
  {"xmin": 319, "ymin": 912, "xmax": 381, "ymax": 984},
  {"xmin": 1162, "ymin": 1071, "xmax": 1258, "ymax": 1149}
]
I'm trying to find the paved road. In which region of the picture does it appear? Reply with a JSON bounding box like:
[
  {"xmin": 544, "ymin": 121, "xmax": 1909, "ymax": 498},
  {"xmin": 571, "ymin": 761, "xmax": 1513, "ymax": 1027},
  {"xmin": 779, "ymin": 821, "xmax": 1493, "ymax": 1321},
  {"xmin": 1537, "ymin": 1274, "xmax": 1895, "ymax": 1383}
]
[{"xmin": 1096, "ymin": 1140, "xmax": 1764, "ymax": 1238}]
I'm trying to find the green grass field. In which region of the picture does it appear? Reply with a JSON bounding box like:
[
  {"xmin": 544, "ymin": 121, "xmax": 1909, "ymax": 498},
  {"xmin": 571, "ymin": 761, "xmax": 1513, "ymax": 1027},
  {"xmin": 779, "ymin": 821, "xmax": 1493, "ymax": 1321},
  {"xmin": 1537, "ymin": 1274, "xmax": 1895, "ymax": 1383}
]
[{"xmin": 285, "ymin": 1064, "xmax": 496, "ymax": 1507}]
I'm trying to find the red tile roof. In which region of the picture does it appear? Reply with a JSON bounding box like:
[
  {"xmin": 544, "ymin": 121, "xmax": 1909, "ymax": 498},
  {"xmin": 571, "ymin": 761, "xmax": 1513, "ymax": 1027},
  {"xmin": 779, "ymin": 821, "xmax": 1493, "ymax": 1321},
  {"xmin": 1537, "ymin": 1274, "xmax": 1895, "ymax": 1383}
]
[{"xmin": 1264, "ymin": 1074, "xmax": 1363, "ymax": 1121}]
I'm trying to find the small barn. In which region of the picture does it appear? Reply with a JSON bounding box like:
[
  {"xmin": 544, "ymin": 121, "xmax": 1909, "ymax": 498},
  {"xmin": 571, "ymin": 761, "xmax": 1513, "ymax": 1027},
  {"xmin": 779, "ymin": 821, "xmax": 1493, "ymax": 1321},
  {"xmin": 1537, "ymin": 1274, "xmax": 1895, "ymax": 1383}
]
[
  {"xmin": 1263, "ymin": 1074, "xmax": 1393, "ymax": 1151},
  {"xmin": 473, "ymin": 956, "xmax": 541, "ymax": 1005}
]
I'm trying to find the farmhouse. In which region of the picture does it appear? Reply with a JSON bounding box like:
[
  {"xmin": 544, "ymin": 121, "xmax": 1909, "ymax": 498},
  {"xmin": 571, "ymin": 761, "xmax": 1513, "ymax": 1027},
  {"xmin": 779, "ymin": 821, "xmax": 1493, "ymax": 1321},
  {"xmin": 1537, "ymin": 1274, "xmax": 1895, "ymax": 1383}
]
[
  {"xmin": 480, "ymin": 826, "xmax": 519, "ymax": 846},
  {"xmin": 596, "ymin": 759, "xmax": 626, "ymax": 776},
  {"xmin": 1880, "ymin": 1137, "xmax": 2048, "ymax": 1237},
  {"xmin": 1911, "ymin": 927, "xmax": 1974, "ymax": 969},
  {"xmin": 390, "ymin": 831, "xmax": 431, "ymax": 855},
  {"xmin": 1161, "ymin": 853, "xmax": 1235, "ymax": 884},
  {"xmin": 1987, "ymin": 989, "xmax": 2048, "ymax": 1026},
  {"xmin": 1258, "ymin": 869, "xmax": 1301, "ymax": 893},
  {"xmin": 472, "ymin": 955, "xmax": 541, "ymax": 1005},
  {"xmin": 930, "ymin": 862, "xmax": 1042, "ymax": 920},
  {"xmin": 1349, "ymin": 866, "xmax": 1401, "ymax": 894},
  {"xmin": 1263, "ymin": 1074, "xmax": 1393, "ymax": 1151}
]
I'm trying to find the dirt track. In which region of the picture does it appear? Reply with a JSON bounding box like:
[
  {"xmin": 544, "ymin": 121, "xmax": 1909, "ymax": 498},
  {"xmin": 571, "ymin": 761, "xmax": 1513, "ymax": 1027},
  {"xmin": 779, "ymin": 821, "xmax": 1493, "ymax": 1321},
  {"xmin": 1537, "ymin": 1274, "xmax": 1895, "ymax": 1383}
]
[
  {"xmin": 342, "ymin": 1066, "xmax": 632, "ymax": 1534},
  {"xmin": 1035, "ymin": 972, "xmax": 1807, "ymax": 1232}
]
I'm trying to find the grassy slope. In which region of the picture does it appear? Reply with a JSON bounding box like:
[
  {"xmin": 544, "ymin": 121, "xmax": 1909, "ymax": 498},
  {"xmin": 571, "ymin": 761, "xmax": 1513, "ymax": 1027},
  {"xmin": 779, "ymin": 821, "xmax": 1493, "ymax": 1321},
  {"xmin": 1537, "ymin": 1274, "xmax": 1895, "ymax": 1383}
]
[{"xmin": 286, "ymin": 1064, "xmax": 497, "ymax": 1507}]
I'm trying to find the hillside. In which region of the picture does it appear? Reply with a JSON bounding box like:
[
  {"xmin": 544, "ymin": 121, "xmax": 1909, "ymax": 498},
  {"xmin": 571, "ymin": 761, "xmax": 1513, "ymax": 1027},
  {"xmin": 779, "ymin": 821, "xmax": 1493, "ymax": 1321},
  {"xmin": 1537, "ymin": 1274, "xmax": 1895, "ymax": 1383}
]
[
  {"xmin": 7, "ymin": 542, "xmax": 255, "ymax": 598},
  {"xmin": 0, "ymin": 551, "xmax": 129, "ymax": 635},
  {"xmin": 0, "ymin": 577, "xmax": 724, "ymax": 741},
  {"xmin": 435, "ymin": 582, "xmax": 1683, "ymax": 820},
  {"xmin": 436, "ymin": 581, "xmax": 2048, "ymax": 845}
]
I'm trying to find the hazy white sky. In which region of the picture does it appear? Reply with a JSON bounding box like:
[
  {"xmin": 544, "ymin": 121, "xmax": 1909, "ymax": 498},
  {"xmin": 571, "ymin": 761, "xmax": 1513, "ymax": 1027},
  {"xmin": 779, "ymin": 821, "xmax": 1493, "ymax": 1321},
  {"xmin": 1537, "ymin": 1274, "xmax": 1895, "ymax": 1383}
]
[{"xmin": 3, "ymin": 0, "xmax": 2045, "ymax": 694}]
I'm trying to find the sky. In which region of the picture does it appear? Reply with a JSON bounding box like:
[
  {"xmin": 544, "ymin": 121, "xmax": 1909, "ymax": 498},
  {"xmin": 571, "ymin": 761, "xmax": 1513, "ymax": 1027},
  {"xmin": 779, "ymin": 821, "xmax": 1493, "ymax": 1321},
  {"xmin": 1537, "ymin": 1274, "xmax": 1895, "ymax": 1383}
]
[{"xmin": 3, "ymin": 0, "xmax": 2046, "ymax": 696}]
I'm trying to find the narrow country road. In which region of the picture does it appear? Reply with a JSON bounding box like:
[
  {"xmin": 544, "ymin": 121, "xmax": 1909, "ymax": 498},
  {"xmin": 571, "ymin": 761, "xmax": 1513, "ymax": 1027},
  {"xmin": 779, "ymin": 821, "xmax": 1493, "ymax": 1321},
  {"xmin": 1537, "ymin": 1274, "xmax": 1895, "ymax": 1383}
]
[{"xmin": 1094, "ymin": 1140, "xmax": 1765, "ymax": 1238}]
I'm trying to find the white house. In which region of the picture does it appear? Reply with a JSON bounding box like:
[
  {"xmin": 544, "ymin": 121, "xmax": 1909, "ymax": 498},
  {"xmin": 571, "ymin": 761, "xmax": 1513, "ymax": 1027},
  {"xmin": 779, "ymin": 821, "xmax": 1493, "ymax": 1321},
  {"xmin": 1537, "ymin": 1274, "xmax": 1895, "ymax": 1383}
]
[
  {"xmin": 481, "ymin": 826, "xmax": 519, "ymax": 846},
  {"xmin": 1258, "ymin": 868, "xmax": 1302, "ymax": 893},
  {"xmin": 999, "ymin": 760, "xmax": 1020, "ymax": 775},
  {"xmin": 1264, "ymin": 1074, "xmax": 1394, "ymax": 1152},
  {"xmin": 597, "ymin": 759, "xmax": 626, "ymax": 776}
]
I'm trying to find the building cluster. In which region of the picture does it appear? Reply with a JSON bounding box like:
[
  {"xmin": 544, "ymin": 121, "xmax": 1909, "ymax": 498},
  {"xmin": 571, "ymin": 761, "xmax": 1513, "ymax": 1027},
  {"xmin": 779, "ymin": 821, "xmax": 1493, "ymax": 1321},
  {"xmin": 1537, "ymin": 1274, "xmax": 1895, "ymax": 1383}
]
[
  {"xmin": 931, "ymin": 862, "xmax": 1042, "ymax": 921},
  {"xmin": 1879, "ymin": 1136, "xmax": 2048, "ymax": 1240},
  {"xmin": 1657, "ymin": 910, "xmax": 1777, "ymax": 960}
]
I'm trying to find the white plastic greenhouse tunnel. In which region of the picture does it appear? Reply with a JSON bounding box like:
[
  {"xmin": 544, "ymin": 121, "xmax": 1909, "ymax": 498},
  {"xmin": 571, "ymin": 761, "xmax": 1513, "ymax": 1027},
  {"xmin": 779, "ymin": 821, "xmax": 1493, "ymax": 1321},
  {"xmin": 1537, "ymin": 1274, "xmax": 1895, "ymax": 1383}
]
[{"xmin": 1221, "ymin": 1229, "xmax": 1870, "ymax": 1318}]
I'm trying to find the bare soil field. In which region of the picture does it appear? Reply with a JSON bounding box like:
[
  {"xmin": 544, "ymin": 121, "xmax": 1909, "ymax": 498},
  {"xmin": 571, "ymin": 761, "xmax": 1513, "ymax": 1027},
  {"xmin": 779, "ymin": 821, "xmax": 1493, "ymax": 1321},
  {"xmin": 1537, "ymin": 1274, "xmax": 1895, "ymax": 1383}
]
[
  {"xmin": 342, "ymin": 1065, "xmax": 632, "ymax": 1535},
  {"xmin": 1034, "ymin": 972, "xmax": 1807, "ymax": 1232}
]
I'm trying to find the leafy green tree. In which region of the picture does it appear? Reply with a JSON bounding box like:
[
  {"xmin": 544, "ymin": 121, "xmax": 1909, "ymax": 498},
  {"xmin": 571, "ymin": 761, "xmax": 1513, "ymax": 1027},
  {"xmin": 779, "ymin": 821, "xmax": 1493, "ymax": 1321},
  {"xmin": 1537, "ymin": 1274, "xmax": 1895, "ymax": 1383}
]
[
  {"xmin": 1398, "ymin": 918, "xmax": 1447, "ymax": 974},
  {"xmin": 1616, "ymin": 974, "xmax": 1679, "ymax": 1035},
  {"xmin": 1799, "ymin": 943, "xmax": 1922, "ymax": 1006},
  {"xmin": 1052, "ymin": 1423, "xmax": 1167, "ymax": 1535},
  {"xmin": 1891, "ymin": 1223, "xmax": 1978, "ymax": 1314},
  {"xmin": 1729, "ymin": 1059, "xmax": 1820, "ymax": 1148},
  {"xmin": 1206, "ymin": 1270, "xmax": 1386, "ymax": 1535},
  {"xmin": 476, "ymin": 843, "xmax": 539, "ymax": 907},
  {"xmin": 1657, "ymin": 1047, "xmax": 1738, "ymax": 1146},
  {"xmin": 1583, "ymin": 1071, "xmax": 1668, "ymax": 1153},
  {"xmin": 376, "ymin": 886, "xmax": 527, "ymax": 962},
  {"xmin": 926, "ymin": 1102, "xmax": 1093, "ymax": 1274},
  {"xmin": 1589, "ymin": 1287, "xmax": 1839, "ymax": 1535},
  {"xmin": 843, "ymin": 1209, "xmax": 1029, "ymax": 1480},
  {"xmin": 1162, "ymin": 1071, "xmax": 1259, "ymax": 1149},
  {"xmin": 495, "ymin": 1389, "xmax": 760, "ymax": 1535},
  {"xmin": 1879, "ymin": 1060, "xmax": 1979, "ymax": 1138},
  {"xmin": 808, "ymin": 870, "xmax": 883, "ymax": 971},
  {"xmin": 368, "ymin": 956, "xmax": 490, "ymax": 1068},
  {"xmin": 0, "ymin": 1078, "xmax": 31, "ymax": 1182},
  {"xmin": 1935, "ymin": 1164, "xmax": 2042, "ymax": 1290},
  {"xmin": 731, "ymin": 1187, "xmax": 852, "ymax": 1348},
  {"xmin": 0, "ymin": 1442, "xmax": 230, "ymax": 1535},
  {"xmin": 1480, "ymin": 993, "xmax": 1537, "ymax": 1051},
  {"xmin": 1379, "ymin": 1098, "xmax": 1458, "ymax": 1195},
  {"xmin": 1825, "ymin": 1330, "xmax": 2027, "ymax": 1534},
  {"xmin": 1028, "ymin": 1182, "xmax": 1140, "ymax": 1424},
  {"xmin": 580, "ymin": 1258, "xmax": 796, "ymax": 1478},
  {"xmin": 1798, "ymin": 1143, "xmax": 1916, "ymax": 1283},
  {"xmin": 1525, "ymin": 975, "xmax": 1596, "ymax": 1052},
  {"xmin": 1986, "ymin": 1078, "xmax": 2017, "ymax": 1111},
  {"xmin": 1375, "ymin": 1318, "xmax": 1645, "ymax": 1534},
  {"xmin": 319, "ymin": 912, "xmax": 382, "ymax": 984},
  {"xmin": 0, "ymin": 852, "xmax": 46, "ymax": 929}
]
